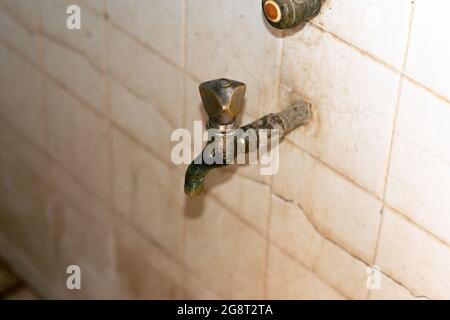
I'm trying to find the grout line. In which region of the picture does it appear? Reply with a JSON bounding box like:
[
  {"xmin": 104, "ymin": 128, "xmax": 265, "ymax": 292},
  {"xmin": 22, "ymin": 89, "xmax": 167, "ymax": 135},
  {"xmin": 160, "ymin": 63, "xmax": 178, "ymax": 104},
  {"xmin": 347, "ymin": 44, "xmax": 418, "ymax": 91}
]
[
  {"xmin": 35, "ymin": 0, "xmax": 51, "ymax": 184},
  {"xmin": 3, "ymin": 25, "xmax": 450, "ymax": 254},
  {"xmin": 0, "ymin": 113, "xmax": 218, "ymax": 299},
  {"xmin": 382, "ymin": 0, "xmax": 416, "ymax": 204},
  {"xmin": 285, "ymin": 139, "xmax": 383, "ymax": 202},
  {"xmin": 103, "ymin": 9, "xmax": 114, "ymax": 210},
  {"xmin": 79, "ymin": 0, "xmax": 103, "ymax": 16},
  {"xmin": 309, "ymin": 22, "xmax": 400, "ymax": 75},
  {"xmin": 271, "ymin": 193, "xmax": 424, "ymax": 300},
  {"xmin": 1, "ymin": 0, "xmax": 448, "ymax": 299},
  {"xmin": 0, "ymin": 76, "xmax": 435, "ymax": 301},
  {"xmin": 0, "ymin": 32, "xmax": 177, "ymax": 171},
  {"xmin": 267, "ymin": 224, "xmax": 351, "ymax": 299},
  {"xmin": 180, "ymin": 0, "xmax": 189, "ymax": 294},
  {"xmin": 272, "ymin": 193, "xmax": 371, "ymax": 267},
  {"xmin": 285, "ymin": 139, "xmax": 450, "ymax": 249},
  {"xmin": 3, "ymin": 0, "xmax": 450, "ymax": 111},
  {"xmin": 371, "ymin": 2, "xmax": 417, "ymax": 272},
  {"xmin": 262, "ymin": 178, "xmax": 273, "ymax": 299},
  {"xmin": 41, "ymin": 28, "xmax": 178, "ymax": 129},
  {"xmin": 263, "ymin": 33, "xmax": 285, "ymax": 299},
  {"xmin": 3, "ymin": 22, "xmax": 450, "ymax": 254},
  {"xmin": 0, "ymin": 2, "xmax": 179, "ymax": 130},
  {"xmin": 309, "ymin": 21, "xmax": 450, "ymax": 108},
  {"xmin": 181, "ymin": 0, "xmax": 187, "ymax": 71}
]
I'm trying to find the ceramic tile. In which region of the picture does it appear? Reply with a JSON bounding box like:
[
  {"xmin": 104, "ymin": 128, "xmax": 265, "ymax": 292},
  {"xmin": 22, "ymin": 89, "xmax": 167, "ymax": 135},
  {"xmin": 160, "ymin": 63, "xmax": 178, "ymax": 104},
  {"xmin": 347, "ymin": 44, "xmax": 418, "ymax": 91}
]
[
  {"xmin": 186, "ymin": 0, "xmax": 282, "ymax": 118},
  {"xmin": 109, "ymin": 79, "xmax": 175, "ymax": 162},
  {"xmin": 47, "ymin": 164, "xmax": 119, "ymax": 299},
  {"xmin": 406, "ymin": 0, "xmax": 450, "ymax": 101},
  {"xmin": 281, "ymin": 25, "xmax": 400, "ymax": 196},
  {"xmin": 112, "ymin": 216, "xmax": 185, "ymax": 299},
  {"xmin": 107, "ymin": 24, "xmax": 183, "ymax": 127},
  {"xmin": 315, "ymin": 0, "xmax": 413, "ymax": 69},
  {"xmin": 111, "ymin": 128, "xmax": 184, "ymax": 258},
  {"xmin": 269, "ymin": 195, "xmax": 323, "ymax": 269},
  {"xmin": 46, "ymin": 81, "xmax": 109, "ymax": 201},
  {"xmin": 184, "ymin": 197, "xmax": 266, "ymax": 299},
  {"xmin": 208, "ymin": 171, "xmax": 271, "ymax": 235},
  {"xmin": 0, "ymin": 126, "xmax": 54, "ymax": 278},
  {"xmin": 0, "ymin": 4, "xmax": 40, "ymax": 64},
  {"xmin": 106, "ymin": 0, "xmax": 183, "ymax": 67},
  {"xmin": 386, "ymin": 80, "xmax": 450, "ymax": 244},
  {"xmin": 0, "ymin": 43, "xmax": 45, "ymax": 149},
  {"xmin": 42, "ymin": 37, "xmax": 107, "ymax": 113},
  {"xmin": 369, "ymin": 274, "xmax": 416, "ymax": 300},
  {"xmin": 183, "ymin": 274, "xmax": 221, "ymax": 300},
  {"xmin": 80, "ymin": 0, "xmax": 104, "ymax": 14},
  {"xmin": 0, "ymin": 0, "xmax": 41, "ymax": 30},
  {"xmin": 273, "ymin": 142, "xmax": 382, "ymax": 263},
  {"xmin": 41, "ymin": 0, "xmax": 106, "ymax": 68},
  {"xmin": 314, "ymin": 240, "xmax": 369, "ymax": 300},
  {"xmin": 376, "ymin": 209, "xmax": 450, "ymax": 299},
  {"xmin": 266, "ymin": 244, "xmax": 344, "ymax": 300}
]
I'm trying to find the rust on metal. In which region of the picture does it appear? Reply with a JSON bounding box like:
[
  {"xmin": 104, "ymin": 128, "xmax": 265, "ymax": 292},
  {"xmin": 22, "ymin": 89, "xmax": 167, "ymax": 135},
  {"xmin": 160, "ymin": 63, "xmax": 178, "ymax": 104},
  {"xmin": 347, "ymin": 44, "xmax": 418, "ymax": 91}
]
[
  {"xmin": 184, "ymin": 78, "xmax": 312, "ymax": 197},
  {"xmin": 262, "ymin": 0, "xmax": 323, "ymax": 30},
  {"xmin": 264, "ymin": 1, "xmax": 281, "ymax": 23}
]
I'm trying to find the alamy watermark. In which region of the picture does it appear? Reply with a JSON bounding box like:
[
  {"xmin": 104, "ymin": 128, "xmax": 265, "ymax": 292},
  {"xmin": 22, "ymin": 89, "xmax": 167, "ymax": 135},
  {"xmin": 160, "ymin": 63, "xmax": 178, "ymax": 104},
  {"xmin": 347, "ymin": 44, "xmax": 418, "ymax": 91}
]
[
  {"xmin": 366, "ymin": 265, "xmax": 382, "ymax": 290},
  {"xmin": 66, "ymin": 265, "xmax": 81, "ymax": 290},
  {"xmin": 171, "ymin": 121, "xmax": 281, "ymax": 175},
  {"xmin": 66, "ymin": 5, "xmax": 81, "ymax": 30}
]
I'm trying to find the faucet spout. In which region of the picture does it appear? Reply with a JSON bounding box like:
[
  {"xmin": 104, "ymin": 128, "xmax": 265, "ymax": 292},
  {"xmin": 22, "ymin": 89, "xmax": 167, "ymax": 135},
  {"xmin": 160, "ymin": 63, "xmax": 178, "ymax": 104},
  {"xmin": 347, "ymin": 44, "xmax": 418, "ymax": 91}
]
[{"xmin": 184, "ymin": 100, "xmax": 311, "ymax": 197}]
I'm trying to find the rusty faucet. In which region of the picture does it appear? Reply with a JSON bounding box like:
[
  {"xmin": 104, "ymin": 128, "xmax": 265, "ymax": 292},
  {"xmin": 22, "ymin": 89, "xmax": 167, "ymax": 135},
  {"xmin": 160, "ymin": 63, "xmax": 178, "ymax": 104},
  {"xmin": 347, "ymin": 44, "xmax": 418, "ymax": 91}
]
[{"xmin": 184, "ymin": 78, "xmax": 312, "ymax": 197}]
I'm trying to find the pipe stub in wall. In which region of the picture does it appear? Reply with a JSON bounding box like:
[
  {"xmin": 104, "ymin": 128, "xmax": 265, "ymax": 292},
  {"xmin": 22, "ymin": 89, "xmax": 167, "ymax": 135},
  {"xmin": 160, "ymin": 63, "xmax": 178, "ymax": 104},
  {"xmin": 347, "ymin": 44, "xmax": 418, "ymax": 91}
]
[{"xmin": 262, "ymin": 0, "xmax": 323, "ymax": 30}]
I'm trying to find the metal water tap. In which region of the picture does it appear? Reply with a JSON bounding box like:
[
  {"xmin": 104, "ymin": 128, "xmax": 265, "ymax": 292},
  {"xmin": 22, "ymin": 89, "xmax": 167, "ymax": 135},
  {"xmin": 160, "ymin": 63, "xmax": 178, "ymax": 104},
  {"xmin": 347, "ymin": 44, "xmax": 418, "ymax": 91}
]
[
  {"xmin": 262, "ymin": 0, "xmax": 324, "ymax": 30},
  {"xmin": 184, "ymin": 78, "xmax": 312, "ymax": 197}
]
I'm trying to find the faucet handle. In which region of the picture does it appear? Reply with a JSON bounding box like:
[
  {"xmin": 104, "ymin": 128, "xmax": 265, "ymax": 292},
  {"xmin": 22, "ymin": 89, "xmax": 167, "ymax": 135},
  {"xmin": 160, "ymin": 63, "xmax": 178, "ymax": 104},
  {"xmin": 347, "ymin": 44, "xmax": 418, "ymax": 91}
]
[{"xmin": 199, "ymin": 78, "xmax": 246, "ymax": 129}]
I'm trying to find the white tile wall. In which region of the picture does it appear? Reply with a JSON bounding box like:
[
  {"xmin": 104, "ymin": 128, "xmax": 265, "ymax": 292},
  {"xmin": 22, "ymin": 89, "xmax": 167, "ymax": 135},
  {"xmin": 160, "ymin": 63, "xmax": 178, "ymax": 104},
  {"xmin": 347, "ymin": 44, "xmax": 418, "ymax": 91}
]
[
  {"xmin": 376, "ymin": 209, "xmax": 450, "ymax": 299},
  {"xmin": 315, "ymin": 0, "xmax": 413, "ymax": 69},
  {"xmin": 106, "ymin": 24, "xmax": 183, "ymax": 127},
  {"xmin": 281, "ymin": 25, "xmax": 400, "ymax": 196},
  {"xmin": 269, "ymin": 196, "xmax": 323, "ymax": 269},
  {"xmin": 273, "ymin": 142, "xmax": 382, "ymax": 263},
  {"xmin": 184, "ymin": 196, "xmax": 266, "ymax": 299},
  {"xmin": 185, "ymin": 0, "xmax": 283, "ymax": 118},
  {"xmin": 42, "ymin": 37, "xmax": 107, "ymax": 113},
  {"xmin": 48, "ymin": 165, "xmax": 119, "ymax": 299},
  {"xmin": 1, "ymin": 0, "xmax": 450, "ymax": 300},
  {"xmin": 109, "ymin": 78, "xmax": 175, "ymax": 160},
  {"xmin": 386, "ymin": 79, "xmax": 450, "ymax": 244},
  {"xmin": 46, "ymin": 81, "xmax": 110, "ymax": 201},
  {"xmin": 406, "ymin": 0, "xmax": 450, "ymax": 101},
  {"xmin": 267, "ymin": 244, "xmax": 344, "ymax": 300},
  {"xmin": 0, "ymin": 4, "xmax": 40, "ymax": 64},
  {"xmin": 369, "ymin": 274, "xmax": 417, "ymax": 300},
  {"xmin": 111, "ymin": 128, "xmax": 184, "ymax": 258},
  {"xmin": 0, "ymin": 43, "xmax": 46, "ymax": 148},
  {"xmin": 106, "ymin": 0, "xmax": 184, "ymax": 67},
  {"xmin": 41, "ymin": 0, "xmax": 106, "ymax": 66}
]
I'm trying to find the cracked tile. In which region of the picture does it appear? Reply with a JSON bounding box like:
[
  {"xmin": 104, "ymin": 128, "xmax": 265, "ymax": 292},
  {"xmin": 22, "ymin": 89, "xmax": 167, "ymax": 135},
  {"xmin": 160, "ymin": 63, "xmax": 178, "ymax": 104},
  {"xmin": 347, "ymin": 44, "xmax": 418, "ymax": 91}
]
[
  {"xmin": 267, "ymin": 244, "xmax": 344, "ymax": 300},
  {"xmin": 377, "ymin": 209, "xmax": 450, "ymax": 299}
]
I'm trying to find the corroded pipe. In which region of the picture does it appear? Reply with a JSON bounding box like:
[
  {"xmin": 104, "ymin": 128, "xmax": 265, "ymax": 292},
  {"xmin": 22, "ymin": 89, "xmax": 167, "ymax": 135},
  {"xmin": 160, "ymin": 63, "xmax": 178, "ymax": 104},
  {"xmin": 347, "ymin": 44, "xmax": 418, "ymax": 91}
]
[
  {"xmin": 184, "ymin": 100, "xmax": 311, "ymax": 197},
  {"xmin": 262, "ymin": 0, "xmax": 323, "ymax": 30}
]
